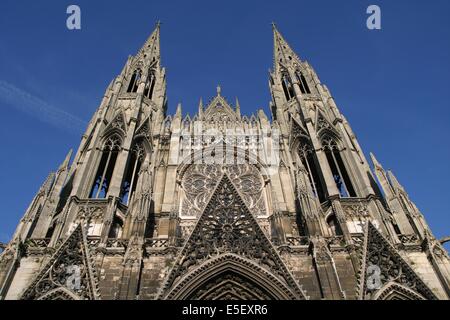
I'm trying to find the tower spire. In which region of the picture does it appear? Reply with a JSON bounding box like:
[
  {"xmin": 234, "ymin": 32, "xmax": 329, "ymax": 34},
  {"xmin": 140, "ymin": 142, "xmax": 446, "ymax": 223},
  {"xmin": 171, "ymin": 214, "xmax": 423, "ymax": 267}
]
[
  {"xmin": 272, "ymin": 23, "xmax": 301, "ymax": 72},
  {"xmin": 136, "ymin": 22, "xmax": 161, "ymax": 65}
]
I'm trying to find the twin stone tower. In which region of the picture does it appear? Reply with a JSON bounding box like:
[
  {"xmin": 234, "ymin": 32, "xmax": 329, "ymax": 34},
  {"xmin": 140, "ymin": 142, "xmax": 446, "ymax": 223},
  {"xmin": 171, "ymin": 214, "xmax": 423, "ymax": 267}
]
[{"xmin": 1, "ymin": 23, "xmax": 449, "ymax": 300}]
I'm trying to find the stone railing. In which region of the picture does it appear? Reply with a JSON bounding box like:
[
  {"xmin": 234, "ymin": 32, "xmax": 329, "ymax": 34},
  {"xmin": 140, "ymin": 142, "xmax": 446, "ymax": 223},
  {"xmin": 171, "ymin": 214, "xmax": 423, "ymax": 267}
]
[
  {"xmin": 398, "ymin": 234, "xmax": 420, "ymax": 246},
  {"xmin": 285, "ymin": 236, "xmax": 310, "ymax": 246},
  {"xmin": 106, "ymin": 238, "xmax": 128, "ymax": 249},
  {"xmin": 145, "ymin": 237, "xmax": 186, "ymax": 248},
  {"xmin": 86, "ymin": 236, "xmax": 101, "ymax": 250},
  {"xmin": 145, "ymin": 238, "xmax": 168, "ymax": 248},
  {"xmin": 325, "ymin": 236, "xmax": 346, "ymax": 247},
  {"xmin": 25, "ymin": 238, "xmax": 51, "ymax": 248}
]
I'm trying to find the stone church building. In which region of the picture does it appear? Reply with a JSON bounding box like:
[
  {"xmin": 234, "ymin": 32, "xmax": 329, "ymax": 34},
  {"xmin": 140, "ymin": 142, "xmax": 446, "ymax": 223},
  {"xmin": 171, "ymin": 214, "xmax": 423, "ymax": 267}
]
[{"xmin": 1, "ymin": 23, "xmax": 449, "ymax": 300}]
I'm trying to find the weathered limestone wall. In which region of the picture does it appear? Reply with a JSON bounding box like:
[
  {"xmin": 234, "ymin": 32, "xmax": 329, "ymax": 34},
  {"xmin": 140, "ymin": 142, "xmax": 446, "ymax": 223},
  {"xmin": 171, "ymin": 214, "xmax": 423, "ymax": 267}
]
[
  {"xmin": 404, "ymin": 251, "xmax": 447, "ymax": 299},
  {"xmin": 4, "ymin": 256, "xmax": 45, "ymax": 300}
]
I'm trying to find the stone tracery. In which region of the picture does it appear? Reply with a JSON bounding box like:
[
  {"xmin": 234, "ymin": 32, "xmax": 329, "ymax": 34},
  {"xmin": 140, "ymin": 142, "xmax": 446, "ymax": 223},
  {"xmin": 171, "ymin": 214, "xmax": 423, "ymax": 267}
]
[{"xmin": 180, "ymin": 164, "xmax": 267, "ymax": 217}]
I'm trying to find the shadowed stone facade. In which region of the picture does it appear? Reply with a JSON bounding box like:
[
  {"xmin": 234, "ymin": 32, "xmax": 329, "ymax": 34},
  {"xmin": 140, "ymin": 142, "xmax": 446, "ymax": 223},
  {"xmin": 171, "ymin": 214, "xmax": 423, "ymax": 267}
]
[{"xmin": 1, "ymin": 23, "xmax": 449, "ymax": 300}]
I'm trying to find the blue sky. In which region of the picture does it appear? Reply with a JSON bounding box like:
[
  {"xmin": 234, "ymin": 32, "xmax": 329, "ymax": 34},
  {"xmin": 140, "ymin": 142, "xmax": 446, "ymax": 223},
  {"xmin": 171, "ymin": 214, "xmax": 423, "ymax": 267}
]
[{"xmin": 0, "ymin": 0, "xmax": 449, "ymax": 248}]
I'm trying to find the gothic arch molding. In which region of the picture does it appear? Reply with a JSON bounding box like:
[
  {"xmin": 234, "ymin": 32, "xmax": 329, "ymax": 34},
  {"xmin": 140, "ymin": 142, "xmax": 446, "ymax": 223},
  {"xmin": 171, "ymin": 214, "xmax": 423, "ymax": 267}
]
[
  {"xmin": 132, "ymin": 136, "xmax": 152, "ymax": 155},
  {"xmin": 177, "ymin": 143, "xmax": 271, "ymax": 180},
  {"xmin": 372, "ymin": 282, "xmax": 426, "ymax": 300},
  {"xmin": 163, "ymin": 253, "xmax": 299, "ymax": 300},
  {"xmin": 37, "ymin": 287, "xmax": 81, "ymax": 300},
  {"xmin": 103, "ymin": 111, "xmax": 127, "ymax": 139},
  {"xmin": 319, "ymin": 131, "xmax": 342, "ymax": 150}
]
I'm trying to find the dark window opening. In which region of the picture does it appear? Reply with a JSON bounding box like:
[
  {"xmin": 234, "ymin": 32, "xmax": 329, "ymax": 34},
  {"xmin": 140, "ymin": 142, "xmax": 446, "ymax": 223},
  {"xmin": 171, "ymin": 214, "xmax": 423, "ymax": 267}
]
[
  {"xmin": 334, "ymin": 150, "xmax": 356, "ymax": 196},
  {"xmin": 143, "ymin": 71, "xmax": 156, "ymax": 100},
  {"xmin": 120, "ymin": 142, "xmax": 145, "ymax": 205},
  {"xmin": 281, "ymin": 73, "xmax": 295, "ymax": 101},
  {"xmin": 327, "ymin": 214, "xmax": 343, "ymax": 236},
  {"xmin": 322, "ymin": 137, "xmax": 356, "ymax": 198},
  {"xmin": 295, "ymin": 206, "xmax": 309, "ymax": 237},
  {"xmin": 127, "ymin": 69, "xmax": 142, "ymax": 93},
  {"xmin": 298, "ymin": 142, "xmax": 326, "ymax": 203},
  {"xmin": 144, "ymin": 210, "xmax": 156, "ymax": 238},
  {"xmin": 108, "ymin": 217, "xmax": 123, "ymax": 239},
  {"xmin": 45, "ymin": 222, "xmax": 56, "ymax": 239},
  {"xmin": 90, "ymin": 135, "xmax": 121, "ymax": 199},
  {"xmin": 296, "ymin": 71, "xmax": 311, "ymax": 94},
  {"xmin": 393, "ymin": 222, "xmax": 402, "ymax": 235}
]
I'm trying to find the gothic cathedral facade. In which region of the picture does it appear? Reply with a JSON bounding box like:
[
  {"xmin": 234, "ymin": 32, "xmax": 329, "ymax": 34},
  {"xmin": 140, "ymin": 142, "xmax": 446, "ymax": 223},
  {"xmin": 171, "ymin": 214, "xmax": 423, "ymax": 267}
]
[{"xmin": 1, "ymin": 24, "xmax": 449, "ymax": 300}]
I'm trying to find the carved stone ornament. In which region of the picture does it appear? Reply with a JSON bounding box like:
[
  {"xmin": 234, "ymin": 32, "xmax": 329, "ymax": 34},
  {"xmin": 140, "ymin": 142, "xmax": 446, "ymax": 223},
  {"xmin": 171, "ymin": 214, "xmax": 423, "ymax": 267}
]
[
  {"xmin": 158, "ymin": 174, "xmax": 306, "ymax": 300},
  {"xmin": 180, "ymin": 164, "xmax": 266, "ymax": 217},
  {"xmin": 358, "ymin": 222, "xmax": 437, "ymax": 300},
  {"xmin": 20, "ymin": 225, "xmax": 100, "ymax": 300}
]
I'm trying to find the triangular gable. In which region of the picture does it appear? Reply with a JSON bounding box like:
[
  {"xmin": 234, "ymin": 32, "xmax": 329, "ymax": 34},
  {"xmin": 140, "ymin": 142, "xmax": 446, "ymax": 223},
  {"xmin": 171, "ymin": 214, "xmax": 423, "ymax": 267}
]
[
  {"xmin": 290, "ymin": 115, "xmax": 309, "ymax": 143},
  {"xmin": 158, "ymin": 174, "xmax": 307, "ymax": 299},
  {"xmin": 203, "ymin": 95, "xmax": 237, "ymax": 122},
  {"xmin": 105, "ymin": 111, "xmax": 127, "ymax": 134},
  {"xmin": 135, "ymin": 116, "xmax": 151, "ymax": 140},
  {"xmin": 315, "ymin": 110, "xmax": 339, "ymax": 137},
  {"xmin": 20, "ymin": 224, "xmax": 100, "ymax": 300},
  {"xmin": 357, "ymin": 222, "xmax": 437, "ymax": 300}
]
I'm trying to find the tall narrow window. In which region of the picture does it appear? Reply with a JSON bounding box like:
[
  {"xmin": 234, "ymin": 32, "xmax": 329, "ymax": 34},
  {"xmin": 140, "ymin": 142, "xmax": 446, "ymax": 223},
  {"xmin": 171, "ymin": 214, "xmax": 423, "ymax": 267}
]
[
  {"xmin": 108, "ymin": 216, "xmax": 123, "ymax": 239},
  {"xmin": 143, "ymin": 70, "xmax": 156, "ymax": 99},
  {"xmin": 120, "ymin": 141, "xmax": 145, "ymax": 205},
  {"xmin": 45, "ymin": 221, "xmax": 56, "ymax": 239},
  {"xmin": 281, "ymin": 72, "xmax": 295, "ymax": 101},
  {"xmin": 127, "ymin": 69, "xmax": 142, "ymax": 93},
  {"xmin": 298, "ymin": 141, "xmax": 326, "ymax": 202},
  {"xmin": 295, "ymin": 71, "xmax": 311, "ymax": 94},
  {"xmin": 327, "ymin": 214, "xmax": 343, "ymax": 236},
  {"xmin": 90, "ymin": 135, "xmax": 122, "ymax": 199},
  {"xmin": 393, "ymin": 222, "xmax": 402, "ymax": 235},
  {"xmin": 322, "ymin": 136, "xmax": 356, "ymax": 197}
]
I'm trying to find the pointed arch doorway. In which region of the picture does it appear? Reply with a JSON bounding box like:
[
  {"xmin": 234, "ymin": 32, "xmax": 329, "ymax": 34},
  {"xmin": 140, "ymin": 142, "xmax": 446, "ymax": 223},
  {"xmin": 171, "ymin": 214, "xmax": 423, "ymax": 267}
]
[{"xmin": 165, "ymin": 253, "xmax": 298, "ymax": 300}]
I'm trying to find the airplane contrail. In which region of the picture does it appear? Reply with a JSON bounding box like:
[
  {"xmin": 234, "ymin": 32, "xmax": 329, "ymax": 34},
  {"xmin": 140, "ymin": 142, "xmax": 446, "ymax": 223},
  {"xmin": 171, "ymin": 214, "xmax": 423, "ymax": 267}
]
[{"xmin": 0, "ymin": 80, "xmax": 87, "ymax": 134}]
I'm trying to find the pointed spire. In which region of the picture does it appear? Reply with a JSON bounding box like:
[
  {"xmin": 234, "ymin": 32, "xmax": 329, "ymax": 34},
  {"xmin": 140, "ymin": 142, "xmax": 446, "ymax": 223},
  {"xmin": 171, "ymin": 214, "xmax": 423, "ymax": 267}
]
[
  {"xmin": 387, "ymin": 170, "xmax": 405, "ymax": 193},
  {"xmin": 39, "ymin": 172, "xmax": 56, "ymax": 195},
  {"xmin": 272, "ymin": 23, "xmax": 301, "ymax": 72},
  {"xmin": 271, "ymin": 21, "xmax": 277, "ymax": 30},
  {"xmin": 58, "ymin": 149, "xmax": 73, "ymax": 171},
  {"xmin": 198, "ymin": 98, "xmax": 203, "ymax": 117},
  {"xmin": 370, "ymin": 152, "xmax": 396, "ymax": 199},
  {"xmin": 235, "ymin": 97, "xmax": 241, "ymax": 118},
  {"xmin": 258, "ymin": 108, "xmax": 268, "ymax": 121},
  {"xmin": 370, "ymin": 152, "xmax": 385, "ymax": 171},
  {"xmin": 175, "ymin": 103, "xmax": 182, "ymax": 118},
  {"xmin": 216, "ymin": 85, "xmax": 222, "ymax": 96},
  {"xmin": 137, "ymin": 21, "xmax": 161, "ymax": 64}
]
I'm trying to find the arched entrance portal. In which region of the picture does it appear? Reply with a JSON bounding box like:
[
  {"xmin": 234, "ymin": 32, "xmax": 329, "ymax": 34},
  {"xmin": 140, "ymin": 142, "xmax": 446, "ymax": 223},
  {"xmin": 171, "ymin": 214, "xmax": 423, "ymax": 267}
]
[{"xmin": 164, "ymin": 253, "xmax": 300, "ymax": 300}]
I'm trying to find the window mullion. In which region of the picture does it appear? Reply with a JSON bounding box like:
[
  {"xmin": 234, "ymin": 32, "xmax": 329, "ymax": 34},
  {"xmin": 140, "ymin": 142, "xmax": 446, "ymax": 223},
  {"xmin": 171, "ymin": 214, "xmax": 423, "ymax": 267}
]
[
  {"xmin": 96, "ymin": 150, "xmax": 112, "ymax": 198},
  {"xmin": 330, "ymin": 149, "xmax": 349, "ymax": 197},
  {"xmin": 126, "ymin": 157, "xmax": 139, "ymax": 205},
  {"xmin": 303, "ymin": 153, "xmax": 318, "ymax": 197}
]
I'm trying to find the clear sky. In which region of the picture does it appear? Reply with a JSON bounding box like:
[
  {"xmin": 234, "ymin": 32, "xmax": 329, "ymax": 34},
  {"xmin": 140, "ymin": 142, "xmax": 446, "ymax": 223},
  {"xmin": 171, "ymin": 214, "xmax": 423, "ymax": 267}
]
[{"xmin": 0, "ymin": 0, "xmax": 449, "ymax": 249}]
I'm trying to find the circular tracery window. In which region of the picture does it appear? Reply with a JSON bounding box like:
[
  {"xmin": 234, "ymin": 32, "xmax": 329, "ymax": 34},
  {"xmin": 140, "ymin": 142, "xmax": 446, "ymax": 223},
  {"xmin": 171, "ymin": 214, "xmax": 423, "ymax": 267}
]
[{"xmin": 180, "ymin": 164, "xmax": 267, "ymax": 217}]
